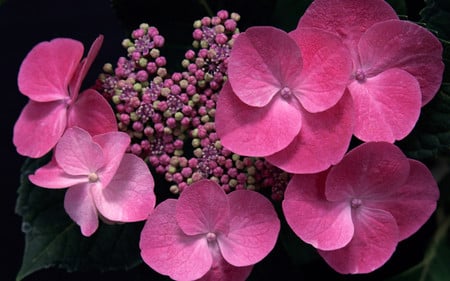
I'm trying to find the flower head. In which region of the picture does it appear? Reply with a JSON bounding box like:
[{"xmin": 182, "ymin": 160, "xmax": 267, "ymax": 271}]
[
  {"xmin": 14, "ymin": 36, "xmax": 117, "ymax": 158},
  {"xmin": 139, "ymin": 179, "xmax": 280, "ymax": 280},
  {"xmin": 216, "ymin": 26, "xmax": 354, "ymax": 173},
  {"xmin": 282, "ymin": 142, "xmax": 439, "ymax": 274},
  {"xmin": 29, "ymin": 127, "xmax": 156, "ymax": 236},
  {"xmin": 298, "ymin": 0, "xmax": 445, "ymax": 142}
]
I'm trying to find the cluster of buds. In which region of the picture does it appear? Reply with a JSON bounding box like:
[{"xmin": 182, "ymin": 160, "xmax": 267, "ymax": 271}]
[{"xmin": 95, "ymin": 10, "xmax": 290, "ymax": 200}]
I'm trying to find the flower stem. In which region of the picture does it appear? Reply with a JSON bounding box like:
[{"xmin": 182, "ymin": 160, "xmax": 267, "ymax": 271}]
[{"xmin": 198, "ymin": 0, "xmax": 214, "ymax": 17}]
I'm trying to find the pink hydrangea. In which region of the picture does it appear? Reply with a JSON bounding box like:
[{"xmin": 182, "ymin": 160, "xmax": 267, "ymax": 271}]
[
  {"xmin": 297, "ymin": 0, "xmax": 444, "ymax": 142},
  {"xmin": 29, "ymin": 127, "xmax": 156, "ymax": 236},
  {"xmin": 282, "ymin": 142, "xmax": 439, "ymax": 274},
  {"xmin": 14, "ymin": 36, "xmax": 117, "ymax": 158},
  {"xmin": 139, "ymin": 179, "xmax": 280, "ymax": 280},
  {"xmin": 215, "ymin": 26, "xmax": 354, "ymax": 173}
]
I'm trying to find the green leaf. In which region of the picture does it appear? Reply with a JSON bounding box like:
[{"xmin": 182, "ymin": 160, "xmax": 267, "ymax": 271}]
[
  {"xmin": 420, "ymin": 0, "xmax": 450, "ymax": 40},
  {"xmin": 271, "ymin": 0, "xmax": 312, "ymax": 31},
  {"xmin": 15, "ymin": 156, "xmax": 144, "ymax": 281}
]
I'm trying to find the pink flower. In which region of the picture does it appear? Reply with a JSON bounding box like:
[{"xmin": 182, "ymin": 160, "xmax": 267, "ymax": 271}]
[
  {"xmin": 298, "ymin": 0, "xmax": 445, "ymax": 142},
  {"xmin": 29, "ymin": 127, "xmax": 156, "ymax": 237},
  {"xmin": 215, "ymin": 26, "xmax": 354, "ymax": 173},
  {"xmin": 282, "ymin": 142, "xmax": 439, "ymax": 274},
  {"xmin": 139, "ymin": 179, "xmax": 280, "ymax": 280},
  {"xmin": 14, "ymin": 36, "xmax": 117, "ymax": 158}
]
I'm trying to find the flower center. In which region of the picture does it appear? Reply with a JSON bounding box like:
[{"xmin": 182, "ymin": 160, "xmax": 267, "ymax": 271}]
[
  {"xmin": 351, "ymin": 198, "xmax": 362, "ymax": 208},
  {"xmin": 88, "ymin": 172, "xmax": 99, "ymax": 182},
  {"xmin": 280, "ymin": 87, "xmax": 292, "ymax": 99},
  {"xmin": 206, "ymin": 232, "xmax": 217, "ymax": 242},
  {"xmin": 355, "ymin": 69, "xmax": 366, "ymax": 83}
]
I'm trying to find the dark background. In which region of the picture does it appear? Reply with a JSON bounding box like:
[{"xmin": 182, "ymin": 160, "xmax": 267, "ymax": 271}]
[{"xmin": 1, "ymin": 0, "xmax": 429, "ymax": 280}]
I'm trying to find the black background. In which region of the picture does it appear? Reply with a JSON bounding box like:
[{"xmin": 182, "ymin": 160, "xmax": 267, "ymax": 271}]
[{"xmin": 1, "ymin": 0, "xmax": 428, "ymax": 280}]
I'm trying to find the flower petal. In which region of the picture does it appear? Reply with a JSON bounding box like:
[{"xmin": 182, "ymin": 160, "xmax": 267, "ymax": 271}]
[
  {"xmin": 358, "ymin": 20, "xmax": 444, "ymax": 105},
  {"xmin": 283, "ymin": 172, "xmax": 354, "ymax": 251},
  {"xmin": 297, "ymin": 0, "xmax": 398, "ymax": 56},
  {"xmin": 228, "ymin": 26, "xmax": 303, "ymax": 107},
  {"xmin": 69, "ymin": 35, "xmax": 104, "ymax": 100},
  {"xmin": 176, "ymin": 180, "xmax": 230, "ymax": 235},
  {"xmin": 64, "ymin": 183, "xmax": 99, "ymax": 237},
  {"xmin": 266, "ymin": 91, "xmax": 353, "ymax": 174},
  {"xmin": 218, "ymin": 190, "xmax": 280, "ymax": 266},
  {"xmin": 348, "ymin": 68, "xmax": 422, "ymax": 142},
  {"xmin": 29, "ymin": 157, "xmax": 86, "ymax": 188},
  {"xmin": 92, "ymin": 154, "xmax": 155, "ymax": 222},
  {"xmin": 215, "ymin": 82, "xmax": 302, "ymax": 157},
  {"xmin": 289, "ymin": 27, "xmax": 352, "ymax": 112},
  {"xmin": 365, "ymin": 159, "xmax": 439, "ymax": 241},
  {"xmin": 67, "ymin": 89, "xmax": 118, "ymax": 136},
  {"xmin": 54, "ymin": 127, "xmax": 105, "ymax": 176},
  {"xmin": 325, "ymin": 142, "xmax": 410, "ymax": 202},
  {"xmin": 13, "ymin": 100, "xmax": 67, "ymax": 158},
  {"xmin": 18, "ymin": 38, "xmax": 84, "ymax": 102},
  {"xmin": 198, "ymin": 254, "xmax": 253, "ymax": 281},
  {"xmin": 318, "ymin": 207, "xmax": 398, "ymax": 274},
  {"xmin": 140, "ymin": 199, "xmax": 212, "ymax": 281}
]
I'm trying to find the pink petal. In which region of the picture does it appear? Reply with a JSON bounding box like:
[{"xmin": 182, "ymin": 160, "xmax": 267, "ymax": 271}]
[
  {"xmin": 18, "ymin": 38, "xmax": 84, "ymax": 102},
  {"xmin": 54, "ymin": 127, "xmax": 105, "ymax": 176},
  {"xmin": 93, "ymin": 131, "xmax": 130, "ymax": 187},
  {"xmin": 215, "ymin": 82, "xmax": 302, "ymax": 157},
  {"xmin": 140, "ymin": 199, "xmax": 212, "ymax": 281},
  {"xmin": 297, "ymin": 0, "xmax": 398, "ymax": 56},
  {"xmin": 358, "ymin": 20, "xmax": 444, "ymax": 105},
  {"xmin": 29, "ymin": 157, "xmax": 87, "ymax": 189},
  {"xmin": 282, "ymin": 172, "xmax": 354, "ymax": 251},
  {"xmin": 176, "ymin": 180, "xmax": 230, "ymax": 236},
  {"xmin": 266, "ymin": 91, "xmax": 353, "ymax": 174},
  {"xmin": 92, "ymin": 154, "xmax": 155, "ymax": 222},
  {"xmin": 318, "ymin": 207, "xmax": 398, "ymax": 274},
  {"xmin": 365, "ymin": 159, "xmax": 439, "ymax": 241},
  {"xmin": 13, "ymin": 100, "xmax": 67, "ymax": 158},
  {"xmin": 218, "ymin": 190, "xmax": 280, "ymax": 266},
  {"xmin": 69, "ymin": 35, "xmax": 104, "ymax": 101},
  {"xmin": 198, "ymin": 254, "xmax": 253, "ymax": 281},
  {"xmin": 64, "ymin": 183, "xmax": 99, "ymax": 237},
  {"xmin": 325, "ymin": 142, "xmax": 411, "ymax": 202},
  {"xmin": 67, "ymin": 89, "xmax": 118, "ymax": 136},
  {"xmin": 289, "ymin": 27, "xmax": 352, "ymax": 112},
  {"xmin": 228, "ymin": 26, "xmax": 303, "ymax": 107},
  {"xmin": 348, "ymin": 68, "xmax": 422, "ymax": 142}
]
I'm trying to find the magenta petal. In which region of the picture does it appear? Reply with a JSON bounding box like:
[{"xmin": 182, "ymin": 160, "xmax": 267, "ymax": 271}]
[
  {"xmin": 64, "ymin": 184, "xmax": 99, "ymax": 236},
  {"xmin": 326, "ymin": 142, "xmax": 411, "ymax": 202},
  {"xmin": 69, "ymin": 35, "xmax": 104, "ymax": 100},
  {"xmin": 318, "ymin": 208, "xmax": 398, "ymax": 274},
  {"xmin": 18, "ymin": 38, "xmax": 84, "ymax": 102},
  {"xmin": 218, "ymin": 190, "xmax": 280, "ymax": 266},
  {"xmin": 140, "ymin": 199, "xmax": 212, "ymax": 281},
  {"xmin": 358, "ymin": 20, "xmax": 444, "ymax": 105},
  {"xmin": 283, "ymin": 172, "xmax": 354, "ymax": 250},
  {"xmin": 176, "ymin": 180, "xmax": 230, "ymax": 235},
  {"xmin": 68, "ymin": 89, "xmax": 118, "ymax": 136},
  {"xmin": 198, "ymin": 255, "xmax": 253, "ymax": 281},
  {"xmin": 289, "ymin": 28, "xmax": 352, "ymax": 112},
  {"xmin": 298, "ymin": 0, "xmax": 397, "ymax": 52},
  {"xmin": 366, "ymin": 160, "xmax": 439, "ymax": 241},
  {"xmin": 92, "ymin": 154, "xmax": 155, "ymax": 222},
  {"xmin": 29, "ymin": 157, "xmax": 86, "ymax": 189},
  {"xmin": 216, "ymin": 82, "xmax": 302, "ymax": 157},
  {"xmin": 54, "ymin": 127, "xmax": 105, "ymax": 176},
  {"xmin": 266, "ymin": 91, "xmax": 353, "ymax": 174},
  {"xmin": 13, "ymin": 100, "xmax": 67, "ymax": 158},
  {"xmin": 228, "ymin": 26, "xmax": 303, "ymax": 107},
  {"xmin": 348, "ymin": 68, "xmax": 422, "ymax": 142}
]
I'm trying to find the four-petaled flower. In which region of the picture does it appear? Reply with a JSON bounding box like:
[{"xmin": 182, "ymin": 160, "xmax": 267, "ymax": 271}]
[
  {"xmin": 216, "ymin": 26, "xmax": 355, "ymax": 173},
  {"xmin": 29, "ymin": 127, "xmax": 156, "ymax": 236},
  {"xmin": 14, "ymin": 36, "xmax": 117, "ymax": 158},
  {"xmin": 282, "ymin": 142, "xmax": 439, "ymax": 274},
  {"xmin": 139, "ymin": 179, "xmax": 280, "ymax": 280},
  {"xmin": 298, "ymin": 0, "xmax": 444, "ymax": 142}
]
